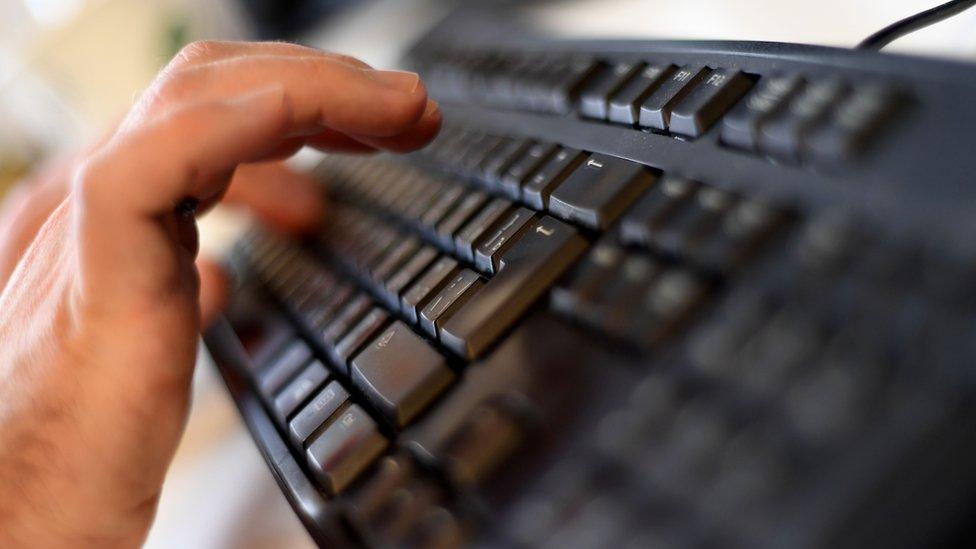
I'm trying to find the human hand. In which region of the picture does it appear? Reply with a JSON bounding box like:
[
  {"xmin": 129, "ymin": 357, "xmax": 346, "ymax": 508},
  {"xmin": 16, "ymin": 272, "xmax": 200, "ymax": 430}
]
[{"xmin": 0, "ymin": 40, "xmax": 440, "ymax": 548}]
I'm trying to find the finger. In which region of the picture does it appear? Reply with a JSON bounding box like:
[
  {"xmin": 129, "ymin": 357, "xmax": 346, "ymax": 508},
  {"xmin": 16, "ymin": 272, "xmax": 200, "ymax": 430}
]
[
  {"xmin": 299, "ymin": 100, "xmax": 440, "ymax": 154},
  {"xmin": 155, "ymin": 55, "xmax": 430, "ymax": 137},
  {"xmin": 197, "ymin": 257, "xmax": 229, "ymax": 327},
  {"xmin": 167, "ymin": 40, "xmax": 371, "ymax": 72},
  {"xmin": 79, "ymin": 85, "xmax": 294, "ymax": 219},
  {"xmin": 344, "ymin": 99, "xmax": 442, "ymax": 153},
  {"xmin": 221, "ymin": 162, "xmax": 326, "ymax": 234},
  {"xmin": 270, "ymin": 133, "xmax": 378, "ymax": 158}
]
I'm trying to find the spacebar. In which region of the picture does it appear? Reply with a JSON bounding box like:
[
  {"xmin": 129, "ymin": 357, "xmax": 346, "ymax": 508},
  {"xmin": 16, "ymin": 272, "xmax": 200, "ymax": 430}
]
[{"xmin": 440, "ymin": 216, "xmax": 588, "ymax": 360}]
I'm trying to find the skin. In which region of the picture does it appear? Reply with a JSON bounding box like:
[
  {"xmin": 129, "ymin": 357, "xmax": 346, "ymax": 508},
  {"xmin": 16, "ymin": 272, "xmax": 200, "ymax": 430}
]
[{"xmin": 0, "ymin": 40, "xmax": 440, "ymax": 547}]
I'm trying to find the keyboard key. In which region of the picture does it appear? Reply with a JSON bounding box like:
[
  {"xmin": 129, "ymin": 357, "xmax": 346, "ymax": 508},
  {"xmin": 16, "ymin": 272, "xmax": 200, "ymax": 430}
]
[
  {"xmin": 499, "ymin": 142, "xmax": 558, "ymax": 200},
  {"xmin": 455, "ymin": 198, "xmax": 513, "ymax": 263},
  {"xmin": 258, "ymin": 341, "xmax": 313, "ymax": 396},
  {"xmin": 639, "ymin": 66, "xmax": 709, "ymax": 130},
  {"xmin": 371, "ymin": 237, "xmax": 420, "ymax": 285},
  {"xmin": 322, "ymin": 294, "xmax": 372, "ymax": 347},
  {"xmin": 273, "ymin": 360, "xmax": 330, "ymax": 422},
  {"xmin": 363, "ymin": 227, "xmax": 402, "ymax": 272},
  {"xmin": 759, "ymin": 79, "xmax": 848, "ymax": 162},
  {"xmin": 460, "ymin": 135, "xmax": 505, "ymax": 174},
  {"xmin": 410, "ymin": 506, "xmax": 467, "ymax": 549},
  {"xmin": 249, "ymin": 322, "xmax": 297, "ymax": 372},
  {"xmin": 631, "ymin": 270, "xmax": 709, "ymax": 348},
  {"xmin": 579, "ymin": 62, "xmax": 644, "ymax": 120},
  {"xmin": 522, "ymin": 147, "xmax": 586, "ymax": 210},
  {"xmin": 548, "ymin": 154, "xmax": 655, "ymax": 230},
  {"xmin": 351, "ymin": 321, "xmax": 455, "ymax": 427},
  {"xmin": 306, "ymin": 404, "xmax": 388, "ymax": 496},
  {"xmin": 434, "ymin": 191, "xmax": 489, "ymax": 249},
  {"xmin": 367, "ymin": 478, "xmax": 443, "ymax": 544},
  {"xmin": 332, "ymin": 308, "xmax": 390, "ymax": 372},
  {"xmin": 419, "ymin": 184, "xmax": 467, "ymax": 234},
  {"xmin": 473, "ymin": 207, "xmax": 536, "ymax": 274},
  {"xmin": 384, "ymin": 246, "xmax": 439, "ymax": 307},
  {"xmin": 804, "ymin": 84, "xmax": 902, "ymax": 163},
  {"xmin": 447, "ymin": 133, "xmax": 493, "ymax": 173},
  {"xmin": 548, "ymin": 58, "xmax": 603, "ymax": 114},
  {"xmin": 551, "ymin": 242, "xmax": 624, "ymax": 324},
  {"xmin": 387, "ymin": 172, "xmax": 427, "ymax": 217},
  {"xmin": 404, "ymin": 177, "xmax": 446, "ymax": 221},
  {"xmin": 441, "ymin": 400, "xmax": 526, "ymax": 486},
  {"xmin": 619, "ymin": 177, "xmax": 699, "ymax": 248},
  {"xmin": 345, "ymin": 453, "xmax": 416, "ymax": 523},
  {"xmin": 479, "ymin": 139, "xmax": 533, "ymax": 190},
  {"xmin": 669, "ymin": 69, "xmax": 754, "ymax": 138},
  {"xmin": 522, "ymin": 58, "xmax": 566, "ymax": 113},
  {"xmin": 596, "ymin": 255, "xmax": 662, "ymax": 339},
  {"xmin": 307, "ymin": 283, "xmax": 355, "ymax": 331},
  {"xmin": 607, "ymin": 64, "xmax": 675, "ymax": 125},
  {"xmin": 650, "ymin": 186, "xmax": 736, "ymax": 257},
  {"xmin": 289, "ymin": 381, "xmax": 350, "ymax": 447},
  {"xmin": 483, "ymin": 57, "xmax": 521, "ymax": 108},
  {"xmin": 696, "ymin": 199, "xmax": 786, "ymax": 272},
  {"xmin": 377, "ymin": 167, "xmax": 424, "ymax": 211},
  {"xmin": 722, "ymin": 74, "xmax": 804, "ymax": 151},
  {"xmin": 401, "ymin": 257, "xmax": 459, "ymax": 323},
  {"xmin": 419, "ymin": 269, "xmax": 485, "ymax": 338},
  {"xmin": 440, "ymin": 216, "xmax": 588, "ymax": 359}
]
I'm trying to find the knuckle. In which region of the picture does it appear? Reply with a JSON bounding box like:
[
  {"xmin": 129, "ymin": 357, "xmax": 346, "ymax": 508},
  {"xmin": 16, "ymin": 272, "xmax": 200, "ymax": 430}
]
[
  {"xmin": 152, "ymin": 64, "xmax": 203, "ymax": 105},
  {"xmin": 71, "ymin": 153, "xmax": 108, "ymax": 205}
]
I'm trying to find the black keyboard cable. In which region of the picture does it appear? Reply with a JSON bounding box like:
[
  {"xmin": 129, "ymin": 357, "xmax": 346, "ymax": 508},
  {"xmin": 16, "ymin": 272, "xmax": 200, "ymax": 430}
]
[{"xmin": 858, "ymin": 0, "xmax": 976, "ymax": 50}]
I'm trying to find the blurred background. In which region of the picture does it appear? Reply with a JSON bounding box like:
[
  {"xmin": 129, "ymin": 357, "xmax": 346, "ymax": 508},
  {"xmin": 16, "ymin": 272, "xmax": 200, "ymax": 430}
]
[{"xmin": 0, "ymin": 1, "xmax": 973, "ymax": 547}]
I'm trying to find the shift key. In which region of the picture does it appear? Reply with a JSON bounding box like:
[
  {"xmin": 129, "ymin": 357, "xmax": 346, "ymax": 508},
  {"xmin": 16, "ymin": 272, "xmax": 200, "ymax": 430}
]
[
  {"xmin": 440, "ymin": 216, "xmax": 588, "ymax": 359},
  {"xmin": 548, "ymin": 154, "xmax": 656, "ymax": 230}
]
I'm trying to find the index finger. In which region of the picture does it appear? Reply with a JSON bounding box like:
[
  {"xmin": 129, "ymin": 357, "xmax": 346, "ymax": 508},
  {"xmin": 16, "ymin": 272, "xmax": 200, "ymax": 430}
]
[
  {"xmin": 80, "ymin": 66, "xmax": 437, "ymax": 219},
  {"xmin": 147, "ymin": 54, "xmax": 431, "ymax": 138}
]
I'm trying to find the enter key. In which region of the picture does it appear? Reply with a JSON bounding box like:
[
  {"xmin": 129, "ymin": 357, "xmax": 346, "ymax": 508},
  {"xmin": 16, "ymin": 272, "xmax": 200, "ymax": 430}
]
[{"xmin": 440, "ymin": 216, "xmax": 588, "ymax": 360}]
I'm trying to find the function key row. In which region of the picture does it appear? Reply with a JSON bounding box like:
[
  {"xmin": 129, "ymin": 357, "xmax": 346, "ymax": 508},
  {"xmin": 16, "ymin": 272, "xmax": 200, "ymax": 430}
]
[
  {"xmin": 721, "ymin": 75, "xmax": 904, "ymax": 164},
  {"xmin": 577, "ymin": 62, "xmax": 755, "ymax": 139},
  {"xmin": 414, "ymin": 48, "xmax": 906, "ymax": 166},
  {"xmin": 415, "ymin": 48, "xmax": 756, "ymax": 139},
  {"xmin": 418, "ymin": 49, "xmax": 602, "ymax": 115}
]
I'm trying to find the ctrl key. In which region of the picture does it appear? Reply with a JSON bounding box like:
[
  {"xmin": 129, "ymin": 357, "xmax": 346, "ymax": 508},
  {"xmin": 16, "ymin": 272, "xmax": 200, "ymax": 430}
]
[
  {"xmin": 289, "ymin": 380, "xmax": 350, "ymax": 447},
  {"xmin": 306, "ymin": 403, "xmax": 388, "ymax": 496}
]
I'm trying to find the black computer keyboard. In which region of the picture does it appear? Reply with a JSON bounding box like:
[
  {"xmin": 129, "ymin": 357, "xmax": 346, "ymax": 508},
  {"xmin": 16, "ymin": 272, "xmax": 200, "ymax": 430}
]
[{"xmin": 204, "ymin": 9, "xmax": 976, "ymax": 549}]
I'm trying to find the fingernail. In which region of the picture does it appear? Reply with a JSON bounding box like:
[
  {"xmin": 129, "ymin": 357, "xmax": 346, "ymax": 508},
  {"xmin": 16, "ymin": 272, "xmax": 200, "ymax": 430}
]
[
  {"xmin": 423, "ymin": 99, "xmax": 441, "ymax": 118},
  {"xmin": 369, "ymin": 70, "xmax": 421, "ymax": 93}
]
